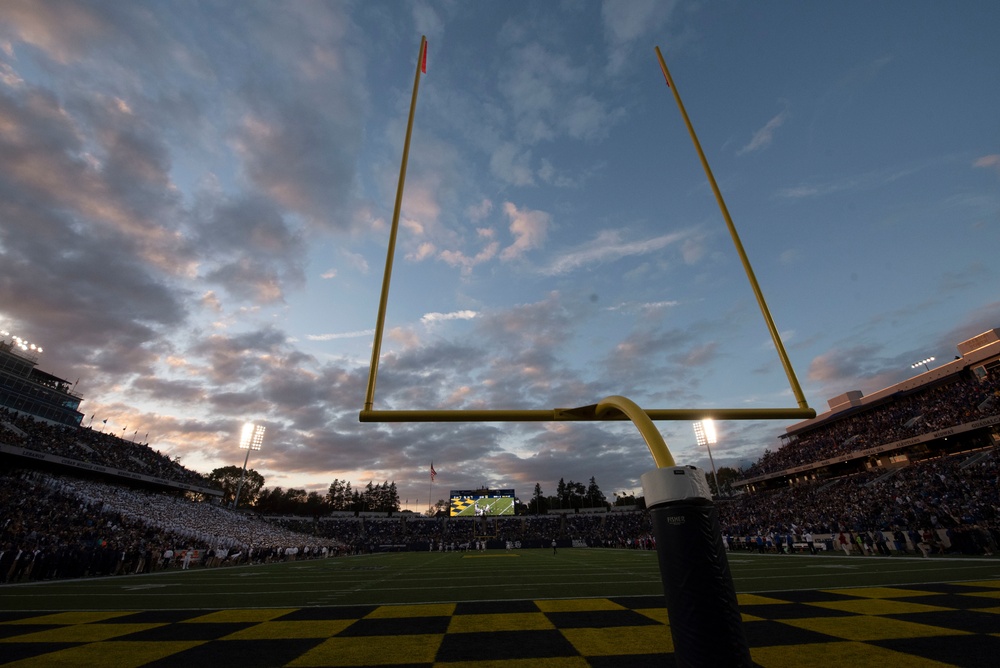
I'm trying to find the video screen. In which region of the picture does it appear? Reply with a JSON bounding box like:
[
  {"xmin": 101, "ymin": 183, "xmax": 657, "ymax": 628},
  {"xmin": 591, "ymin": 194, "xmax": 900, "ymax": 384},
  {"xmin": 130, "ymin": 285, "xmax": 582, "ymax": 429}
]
[{"xmin": 449, "ymin": 489, "xmax": 515, "ymax": 517}]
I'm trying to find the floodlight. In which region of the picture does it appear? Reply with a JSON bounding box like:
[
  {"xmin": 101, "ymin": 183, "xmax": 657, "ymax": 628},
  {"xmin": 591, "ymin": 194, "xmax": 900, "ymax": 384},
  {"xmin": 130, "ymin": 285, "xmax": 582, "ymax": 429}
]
[
  {"xmin": 240, "ymin": 422, "xmax": 265, "ymax": 450},
  {"xmin": 911, "ymin": 357, "xmax": 935, "ymax": 371},
  {"xmin": 234, "ymin": 422, "xmax": 265, "ymax": 508},
  {"xmin": 693, "ymin": 419, "xmax": 721, "ymax": 495},
  {"xmin": 693, "ymin": 418, "xmax": 717, "ymax": 446},
  {"xmin": 3, "ymin": 332, "xmax": 43, "ymax": 355}
]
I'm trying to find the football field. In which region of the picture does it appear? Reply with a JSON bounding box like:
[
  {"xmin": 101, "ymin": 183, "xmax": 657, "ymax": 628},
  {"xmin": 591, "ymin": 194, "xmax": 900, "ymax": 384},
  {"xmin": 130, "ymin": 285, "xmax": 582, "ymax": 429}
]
[{"xmin": 2, "ymin": 549, "xmax": 1000, "ymax": 666}]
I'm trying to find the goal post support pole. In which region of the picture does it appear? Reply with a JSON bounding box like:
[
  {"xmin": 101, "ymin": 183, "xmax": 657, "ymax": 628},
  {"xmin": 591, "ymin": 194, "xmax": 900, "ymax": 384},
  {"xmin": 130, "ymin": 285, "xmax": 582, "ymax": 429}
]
[
  {"xmin": 597, "ymin": 395, "xmax": 751, "ymax": 667},
  {"xmin": 641, "ymin": 466, "xmax": 752, "ymax": 667}
]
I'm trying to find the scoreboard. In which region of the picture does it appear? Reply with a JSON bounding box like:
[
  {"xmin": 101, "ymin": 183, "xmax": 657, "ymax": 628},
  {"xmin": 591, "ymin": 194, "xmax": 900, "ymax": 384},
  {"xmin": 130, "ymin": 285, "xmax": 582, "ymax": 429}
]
[{"xmin": 449, "ymin": 489, "xmax": 516, "ymax": 516}]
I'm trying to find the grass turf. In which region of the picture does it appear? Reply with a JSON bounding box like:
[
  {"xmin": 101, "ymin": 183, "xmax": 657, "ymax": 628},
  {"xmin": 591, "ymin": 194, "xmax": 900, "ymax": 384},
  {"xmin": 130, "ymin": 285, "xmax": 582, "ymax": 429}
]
[{"xmin": 3, "ymin": 549, "xmax": 999, "ymax": 612}]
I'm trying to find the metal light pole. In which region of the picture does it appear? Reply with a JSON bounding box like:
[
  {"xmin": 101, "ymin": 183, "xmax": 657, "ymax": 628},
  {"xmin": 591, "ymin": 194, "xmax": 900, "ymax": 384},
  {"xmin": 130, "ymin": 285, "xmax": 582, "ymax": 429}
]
[
  {"xmin": 233, "ymin": 422, "xmax": 265, "ymax": 509},
  {"xmin": 911, "ymin": 356, "xmax": 935, "ymax": 372},
  {"xmin": 694, "ymin": 419, "xmax": 720, "ymax": 497}
]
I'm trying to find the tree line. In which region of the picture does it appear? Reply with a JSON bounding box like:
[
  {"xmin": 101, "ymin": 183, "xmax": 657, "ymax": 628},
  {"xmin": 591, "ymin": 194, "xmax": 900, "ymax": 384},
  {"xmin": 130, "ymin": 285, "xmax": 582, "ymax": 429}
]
[
  {"xmin": 525, "ymin": 476, "xmax": 609, "ymax": 514},
  {"xmin": 206, "ymin": 466, "xmax": 744, "ymax": 517},
  {"xmin": 207, "ymin": 467, "xmax": 401, "ymax": 515}
]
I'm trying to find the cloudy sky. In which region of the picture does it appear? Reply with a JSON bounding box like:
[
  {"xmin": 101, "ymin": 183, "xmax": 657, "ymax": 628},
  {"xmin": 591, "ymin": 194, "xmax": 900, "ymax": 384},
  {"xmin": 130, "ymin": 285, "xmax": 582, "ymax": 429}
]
[{"xmin": 1, "ymin": 1, "xmax": 998, "ymax": 508}]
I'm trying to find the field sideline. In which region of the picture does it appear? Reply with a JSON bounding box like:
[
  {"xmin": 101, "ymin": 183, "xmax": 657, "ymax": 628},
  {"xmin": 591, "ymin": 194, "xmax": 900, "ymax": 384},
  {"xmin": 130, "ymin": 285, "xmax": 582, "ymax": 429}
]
[{"xmin": 3, "ymin": 548, "xmax": 1000, "ymax": 612}]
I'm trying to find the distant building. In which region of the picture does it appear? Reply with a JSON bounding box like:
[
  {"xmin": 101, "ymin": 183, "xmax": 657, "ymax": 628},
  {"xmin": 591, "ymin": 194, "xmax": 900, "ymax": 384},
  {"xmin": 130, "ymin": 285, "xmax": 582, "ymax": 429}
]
[{"xmin": 0, "ymin": 336, "xmax": 84, "ymax": 427}]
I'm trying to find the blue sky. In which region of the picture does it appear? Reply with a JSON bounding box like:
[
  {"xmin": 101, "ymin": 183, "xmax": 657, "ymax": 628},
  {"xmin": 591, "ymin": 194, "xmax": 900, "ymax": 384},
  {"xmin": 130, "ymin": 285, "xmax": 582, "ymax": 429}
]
[{"xmin": 1, "ymin": 1, "xmax": 997, "ymax": 508}]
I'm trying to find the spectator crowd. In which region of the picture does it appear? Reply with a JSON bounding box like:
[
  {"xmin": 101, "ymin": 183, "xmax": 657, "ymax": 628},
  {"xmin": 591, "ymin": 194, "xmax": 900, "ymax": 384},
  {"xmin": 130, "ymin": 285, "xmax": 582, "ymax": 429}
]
[
  {"xmin": 1, "ymin": 469, "xmax": 335, "ymax": 583},
  {"xmin": 3, "ymin": 370, "xmax": 999, "ymax": 585},
  {"xmin": 3, "ymin": 445, "xmax": 998, "ymax": 584},
  {"xmin": 0, "ymin": 407, "xmax": 216, "ymax": 489},
  {"xmin": 740, "ymin": 373, "xmax": 1000, "ymax": 479},
  {"xmin": 718, "ymin": 448, "xmax": 999, "ymax": 556}
]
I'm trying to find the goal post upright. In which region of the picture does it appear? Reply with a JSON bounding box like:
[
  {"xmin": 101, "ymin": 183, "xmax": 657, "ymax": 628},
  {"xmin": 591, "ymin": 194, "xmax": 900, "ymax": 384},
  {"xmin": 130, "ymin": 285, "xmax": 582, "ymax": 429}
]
[
  {"xmin": 364, "ymin": 35, "xmax": 428, "ymax": 415},
  {"xmin": 655, "ymin": 45, "xmax": 809, "ymax": 413}
]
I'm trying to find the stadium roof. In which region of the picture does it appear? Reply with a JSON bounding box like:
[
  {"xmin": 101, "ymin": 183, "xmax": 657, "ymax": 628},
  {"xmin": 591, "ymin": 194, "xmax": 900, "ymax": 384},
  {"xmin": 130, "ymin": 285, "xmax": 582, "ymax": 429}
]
[{"xmin": 786, "ymin": 328, "xmax": 1000, "ymax": 435}]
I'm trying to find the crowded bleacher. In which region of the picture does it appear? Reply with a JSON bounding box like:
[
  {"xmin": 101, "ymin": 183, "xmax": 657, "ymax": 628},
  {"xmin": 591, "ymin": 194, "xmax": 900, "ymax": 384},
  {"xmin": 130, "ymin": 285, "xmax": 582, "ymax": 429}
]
[
  {"xmin": 0, "ymin": 407, "xmax": 217, "ymax": 489},
  {"xmin": 3, "ymin": 336, "xmax": 999, "ymax": 584},
  {"xmin": 2, "ymin": 452, "xmax": 998, "ymax": 583},
  {"xmin": 0, "ymin": 469, "xmax": 337, "ymax": 582},
  {"xmin": 717, "ymin": 447, "xmax": 999, "ymax": 555},
  {"xmin": 740, "ymin": 373, "xmax": 1000, "ymax": 479}
]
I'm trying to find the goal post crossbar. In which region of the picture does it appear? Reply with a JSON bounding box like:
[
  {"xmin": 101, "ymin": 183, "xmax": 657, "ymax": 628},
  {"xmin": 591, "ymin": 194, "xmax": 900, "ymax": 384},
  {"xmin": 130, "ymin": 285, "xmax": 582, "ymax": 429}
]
[{"xmin": 359, "ymin": 406, "xmax": 815, "ymax": 423}]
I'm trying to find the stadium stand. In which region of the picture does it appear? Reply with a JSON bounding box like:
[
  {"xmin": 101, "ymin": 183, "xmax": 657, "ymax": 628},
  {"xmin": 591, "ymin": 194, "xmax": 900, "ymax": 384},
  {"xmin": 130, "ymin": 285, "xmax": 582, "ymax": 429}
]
[
  {"xmin": 0, "ymin": 470, "xmax": 336, "ymax": 583},
  {"xmin": 738, "ymin": 329, "xmax": 1000, "ymax": 487},
  {"xmin": 2, "ymin": 329, "xmax": 998, "ymax": 583},
  {"xmin": 0, "ymin": 407, "xmax": 220, "ymax": 493},
  {"xmin": 739, "ymin": 372, "xmax": 1000, "ymax": 482},
  {"xmin": 717, "ymin": 448, "xmax": 999, "ymax": 556},
  {"xmin": 0, "ymin": 335, "xmax": 83, "ymax": 427},
  {"xmin": 714, "ymin": 329, "xmax": 1000, "ymax": 556}
]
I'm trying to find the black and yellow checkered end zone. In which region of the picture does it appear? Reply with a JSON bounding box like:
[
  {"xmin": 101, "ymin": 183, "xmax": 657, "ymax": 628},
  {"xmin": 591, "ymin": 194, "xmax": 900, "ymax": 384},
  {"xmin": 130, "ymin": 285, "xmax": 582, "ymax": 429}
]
[{"xmin": 2, "ymin": 582, "xmax": 1000, "ymax": 666}]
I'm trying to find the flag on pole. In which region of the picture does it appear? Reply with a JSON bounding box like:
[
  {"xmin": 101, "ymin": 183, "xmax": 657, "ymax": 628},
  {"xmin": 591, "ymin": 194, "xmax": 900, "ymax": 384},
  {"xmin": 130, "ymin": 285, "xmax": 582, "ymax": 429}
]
[
  {"xmin": 430, "ymin": 463, "xmax": 437, "ymax": 481},
  {"xmin": 421, "ymin": 40, "xmax": 427, "ymax": 74}
]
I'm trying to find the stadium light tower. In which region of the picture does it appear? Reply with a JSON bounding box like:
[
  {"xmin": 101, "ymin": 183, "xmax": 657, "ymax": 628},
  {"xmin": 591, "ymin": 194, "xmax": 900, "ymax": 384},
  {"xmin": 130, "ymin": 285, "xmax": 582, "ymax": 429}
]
[
  {"xmin": 1, "ymin": 331, "xmax": 43, "ymax": 356},
  {"xmin": 911, "ymin": 356, "xmax": 935, "ymax": 372},
  {"xmin": 693, "ymin": 419, "xmax": 720, "ymax": 497},
  {"xmin": 233, "ymin": 422, "xmax": 265, "ymax": 509}
]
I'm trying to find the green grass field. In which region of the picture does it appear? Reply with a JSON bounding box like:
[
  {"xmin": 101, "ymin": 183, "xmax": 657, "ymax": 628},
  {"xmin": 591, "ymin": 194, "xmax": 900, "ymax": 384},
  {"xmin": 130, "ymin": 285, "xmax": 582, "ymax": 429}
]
[{"xmin": 3, "ymin": 548, "xmax": 999, "ymax": 612}]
